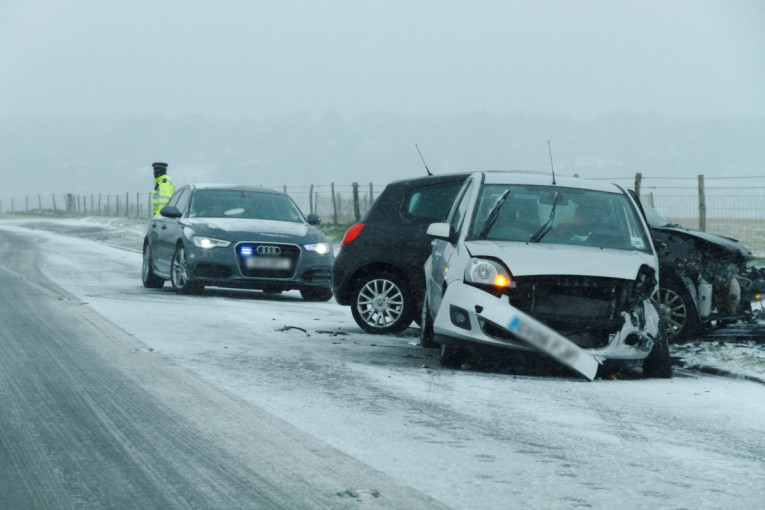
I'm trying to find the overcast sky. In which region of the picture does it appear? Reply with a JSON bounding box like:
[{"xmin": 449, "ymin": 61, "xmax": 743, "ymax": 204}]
[{"xmin": 2, "ymin": 0, "xmax": 763, "ymax": 120}]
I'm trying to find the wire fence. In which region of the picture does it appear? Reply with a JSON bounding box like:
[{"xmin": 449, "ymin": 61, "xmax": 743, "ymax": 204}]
[{"xmin": 3, "ymin": 175, "xmax": 765, "ymax": 256}]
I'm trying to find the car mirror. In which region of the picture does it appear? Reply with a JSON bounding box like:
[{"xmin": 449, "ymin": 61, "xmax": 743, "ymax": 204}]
[
  {"xmin": 306, "ymin": 213, "xmax": 322, "ymax": 225},
  {"xmin": 160, "ymin": 205, "xmax": 182, "ymax": 218},
  {"xmin": 654, "ymin": 241, "xmax": 669, "ymax": 256},
  {"xmin": 427, "ymin": 222, "xmax": 453, "ymax": 242}
]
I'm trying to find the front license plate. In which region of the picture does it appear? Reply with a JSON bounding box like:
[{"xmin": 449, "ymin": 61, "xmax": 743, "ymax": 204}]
[
  {"xmin": 245, "ymin": 257, "xmax": 292, "ymax": 270},
  {"xmin": 508, "ymin": 316, "xmax": 580, "ymax": 365}
]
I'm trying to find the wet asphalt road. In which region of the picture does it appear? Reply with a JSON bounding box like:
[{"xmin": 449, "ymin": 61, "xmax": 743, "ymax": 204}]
[{"xmin": 0, "ymin": 229, "xmax": 440, "ymax": 509}]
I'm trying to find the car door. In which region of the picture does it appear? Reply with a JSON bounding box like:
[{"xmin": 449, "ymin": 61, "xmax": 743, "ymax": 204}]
[
  {"xmin": 155, "ymin": 187, "xmax": 189, "ymax": 273},
  {"xmin": 428, "ymin": 178, "xmax": 475, "ymax": 313}
]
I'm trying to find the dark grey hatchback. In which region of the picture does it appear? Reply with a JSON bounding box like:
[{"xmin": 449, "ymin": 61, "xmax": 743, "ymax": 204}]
[{"xmin": 142, "ymin": 184, "xmax": 334, "ymax": 300}]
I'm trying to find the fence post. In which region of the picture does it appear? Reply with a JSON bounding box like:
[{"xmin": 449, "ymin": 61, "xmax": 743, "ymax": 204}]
[
  {"xmin": 283, "ymin": 185, "xmax": 287, "ymax": 194},
  {"xmin": 90, "ymin": 195, "xmax": 94, "ymax": 215},
  {"xmin": 148, "ymin": 193, "xmax": 153, "ymax": 218},
  {"xmin": 38, "ymin": 195, "xmax": 41, "ymax": 210},
  {"xmin": 369, "ymin": 183, "xmax": 374, "ymax": 204},
  {"xmin": 634, "ymin": 172, "xmax": 642, "ymax": 199},
  {"xmin": 331, "ymin": 182, "xmax": 338, "ymax": 224},
  {"xmin": 698, "ymin": 174, "xmax": 706, "ymax": 232},
  {"xmin": 136, "ymin": 193, "xmax": 140, "ymax": 218},
  {"xmin": 106, "ymin": 195, "xmax": 110, "ymax": 216},
  {"xmin": 52, "ymin": 194, "xmax": 57, "ymax": 211},
  {"xmin": 125, "ymin": 192, "xmax": 129, "ymax": 217},
  {"xmin": 309, "ymin": 184, "xmax": 314, "ymax": 213},
  {"xmin": 352, "ymin": 182, "xmax": 361, "ymax": 222},
  {"xmin": 648, "ymin": 192, "xmax": 654, "ymax": 208}
]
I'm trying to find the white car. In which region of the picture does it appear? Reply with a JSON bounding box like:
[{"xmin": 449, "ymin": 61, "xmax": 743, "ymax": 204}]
[{"xmin": 421, "ymin": 172, "xmax": 671, "ymax": 380}]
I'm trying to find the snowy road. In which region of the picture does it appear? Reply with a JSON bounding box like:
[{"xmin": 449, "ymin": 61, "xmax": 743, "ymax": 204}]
[{"xmin": 1, "ymin": 219, "xmax": 765, "ymax": 509}]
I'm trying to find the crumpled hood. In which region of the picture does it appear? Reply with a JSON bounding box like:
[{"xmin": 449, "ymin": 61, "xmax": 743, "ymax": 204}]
[
  {"xmin": 465, "ymin": 240, "xmax": 658, "ymax": 280},
  {"xmin": 652, "ymin": 225, "xmax": 750, "ymax": 258},
  {"xmin": 180, "ymin": 218, "xmax": 324, "ymax": 243}
]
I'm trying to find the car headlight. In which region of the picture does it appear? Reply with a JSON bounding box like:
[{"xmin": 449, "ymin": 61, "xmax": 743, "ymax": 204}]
[
  {"xmin": 304, "ymin": 242, "xmax": 331, "ymax": 255},
  {"xmin": 465, "ymin": 258, "xmax": 514, "ymax": 289},
  {"xmin": 192, "ymin": 236, "xmax": 231, "ymax": 249}
]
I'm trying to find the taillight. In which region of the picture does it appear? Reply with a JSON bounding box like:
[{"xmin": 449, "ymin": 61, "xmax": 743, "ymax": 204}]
[{"xmin": 342, "ymin": 223, "xmax": 365, "ymax": 246}]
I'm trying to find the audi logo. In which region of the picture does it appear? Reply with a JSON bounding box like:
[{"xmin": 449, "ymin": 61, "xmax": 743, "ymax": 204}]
[{"xmin": 256, "ymin": 245, "xmax": 282, "ymax": 255}]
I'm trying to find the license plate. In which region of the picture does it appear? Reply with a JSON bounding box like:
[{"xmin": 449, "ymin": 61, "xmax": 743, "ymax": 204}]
[
  {"xmin": 245, "ymin": 257, "xmax": 292, "ymax": 270},
  {"xmin": 508, "ymin": 316, "xmax": 580, "ymax": 364}
]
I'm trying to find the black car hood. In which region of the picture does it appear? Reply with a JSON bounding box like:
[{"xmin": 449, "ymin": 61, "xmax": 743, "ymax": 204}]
[
  {"xmin": 651, "ymin": 224, "xmax": 750, "ymax": 257},
  {"xmin": 181, "ymin": 218, "xmax": 326, "ymax": 244}
]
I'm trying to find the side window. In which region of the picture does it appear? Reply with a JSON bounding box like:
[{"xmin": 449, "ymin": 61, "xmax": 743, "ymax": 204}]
[
  {"xmin": 401, "ymin": 182, "xmax": 464, "ymax": 221},
  {"xmin": 165, "ymin": 188, "xmax": 184, "ymax": 208},
  {"xmin": 174, "ymin": 189, "xmax": 191, "ymax": 215},
  {"xmin": 448, "ymin": 181, "xmax": 474, "ymax": 234}
]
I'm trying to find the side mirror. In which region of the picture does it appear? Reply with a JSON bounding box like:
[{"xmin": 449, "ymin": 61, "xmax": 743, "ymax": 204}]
[
  {"xmin": 654, "ymin": 241, "xmax": 668, "ymax": 256},
  {"xmin": 160, "ymin": 206, "xmax": 182, "ymax": 218},
  {"xmin": 427, "ymin": 222, "xmax": 453, "ymax": 242},
  {"xmin": 306, "ymin": 213, "xmax": 322, "ymax": 225}
]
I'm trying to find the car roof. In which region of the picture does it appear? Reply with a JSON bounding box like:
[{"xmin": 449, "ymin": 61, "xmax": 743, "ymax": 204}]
[
  {"xmin": 478, "ymin": 171, "xmax": 623, "ymax": 193},
  {"xmin": 387, "ymin": 173, "xmax": 472, "ymax": 188},
  {"xmin": 189, "ymin": 183, "xmax": 284, "ymax": 194}
]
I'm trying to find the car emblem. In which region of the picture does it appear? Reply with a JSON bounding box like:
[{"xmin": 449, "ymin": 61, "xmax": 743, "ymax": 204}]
[{"xmin": 257, "ymin": 245, "xmax": 282, "ymax": 256}]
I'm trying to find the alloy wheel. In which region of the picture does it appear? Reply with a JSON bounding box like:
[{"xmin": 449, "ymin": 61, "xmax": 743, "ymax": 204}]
[{"xmin": 356, "ymin": 278, "xmax": 405, "ymax": 328}]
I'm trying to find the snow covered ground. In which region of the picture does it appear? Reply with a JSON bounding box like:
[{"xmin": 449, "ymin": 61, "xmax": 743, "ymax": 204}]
[{"xmin": 2, "ymin": 215, "xmax": 765, "ymax": 508}]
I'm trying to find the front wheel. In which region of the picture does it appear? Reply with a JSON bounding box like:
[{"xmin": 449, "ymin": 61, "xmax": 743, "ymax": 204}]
[
  {"xmin": 171, "ymin": 245, "xmax": 203, "ymax": 294},
  {"xmin": 643, "ymin": 318, "xmax": 673, "ymax": 378},
  {"xmin": 652, "ymin": 280, "xmax": 700, "ymax": 342},
  {"xmin": 351, "ymin": 271, "xmax": 413, "ymax": 334},
  {"xmin": 300, "ymin": 287, "xmax": 333, "ymax": 302},
  {"xmin": 142, "ymin": 243, "xmax": 164, "ymax": 289},
  {"xmin": 420, "ymin": 293, "xmax": 436, "ymax": 348}
]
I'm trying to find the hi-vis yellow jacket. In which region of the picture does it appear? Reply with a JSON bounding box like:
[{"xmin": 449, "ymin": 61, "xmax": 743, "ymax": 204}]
[{"xmin": 153, "ymin": 175, "xmax": 176, "ymax": 216}]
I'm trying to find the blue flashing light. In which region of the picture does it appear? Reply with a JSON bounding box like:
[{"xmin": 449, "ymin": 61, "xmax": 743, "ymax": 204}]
[{"xmin": 240, "ymin": 246, "xmax": 254, "ymax": 257}]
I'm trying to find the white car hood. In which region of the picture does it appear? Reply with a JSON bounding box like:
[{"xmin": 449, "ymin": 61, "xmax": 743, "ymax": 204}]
[{"xmin": 465, "ymin": 240, "xmax": 657, "ymax": 280}]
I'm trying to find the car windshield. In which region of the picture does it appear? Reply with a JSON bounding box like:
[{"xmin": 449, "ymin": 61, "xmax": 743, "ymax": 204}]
[
  {"xmin": 642, "ymin": 204, "xmax": 671, "ymax": 227},
  {"xmin": 470, "ymin": 184, "xmax": 651, "ymax": 253},
  {"xmin": 189, "ymin": 190, "xmax": 304, "ymax": 222}
]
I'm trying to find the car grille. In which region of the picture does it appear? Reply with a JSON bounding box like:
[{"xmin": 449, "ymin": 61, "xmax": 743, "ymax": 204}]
[{"xmin": 236, "ymin": 242, "xmax": 301, "ymax": 279}]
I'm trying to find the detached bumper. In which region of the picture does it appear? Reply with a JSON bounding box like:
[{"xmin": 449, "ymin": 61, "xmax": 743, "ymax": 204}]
[{"xmin": 433, "ymin": 282, "xmax": 659, "ymax": 381}]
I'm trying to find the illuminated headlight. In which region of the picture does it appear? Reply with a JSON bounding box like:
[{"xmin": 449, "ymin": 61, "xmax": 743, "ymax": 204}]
[
  {"xmin": 192, "ymin": 236, "xmax": 231, "ymax": 249},
  {"xmin": 304, "ymin": 242, "xmax": 331, "ymax": 255},
  {"xmin": 465, "ymin": 258, "xmax": 514, "ymax": 289}
]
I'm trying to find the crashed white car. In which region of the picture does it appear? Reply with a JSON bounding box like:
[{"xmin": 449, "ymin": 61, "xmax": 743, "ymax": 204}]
[{"xmin": 420, "ymin": 171, "xmax": 672, "ymax": 380}]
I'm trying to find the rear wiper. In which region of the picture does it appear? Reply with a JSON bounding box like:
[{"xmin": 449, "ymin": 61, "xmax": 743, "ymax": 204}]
[
  {"xmin": 479, "ymin": 190, "xmax": 511, "ymax": 239},
  {"xmin": 530, "ymin": 192, "xmax": 560, "ymax": 243}
]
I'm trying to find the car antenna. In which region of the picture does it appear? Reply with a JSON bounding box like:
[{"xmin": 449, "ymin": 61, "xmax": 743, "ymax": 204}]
[
  {"xmin": 415, "ymin": 144, "xmax": 433, "ymax": 176},
  {"xmin": 547, "ymin": 140, "xmax": 557, "ymax": 185}
]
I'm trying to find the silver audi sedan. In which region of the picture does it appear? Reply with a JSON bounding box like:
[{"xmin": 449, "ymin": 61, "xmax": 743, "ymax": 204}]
[{"xmin": 142, "ymin": 184, "xmax": 334, "ymax": 300}]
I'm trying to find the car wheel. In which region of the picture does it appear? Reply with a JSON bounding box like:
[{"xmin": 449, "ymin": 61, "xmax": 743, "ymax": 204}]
[
  {"xmin": 171, "ymin": 245, "xmax": 203, "ymax": 294},
  {"xmin": 351, "ymin": 271, "xmax": 413, "ymax": 334},
  {"xmin": 643, "ymin": 316, "xmax": 673, "ymax": 378},
  {"xmin": 439, "ymin": 342, "xmax": 469, "ymax": 369},
  {"xmin": 142, "ymin": 243, "xmax": 164, "ymax": 289},
  {"xmin": 301, "ymin": 287, "xmax": 333, "ymax": 302},
  {"xmin": 420, "ymin": 293, "xmax": 437, "ymax": 348},
  {"xmin": 652, "ymin": 280, "xmax": 700, "ymax": 342}
]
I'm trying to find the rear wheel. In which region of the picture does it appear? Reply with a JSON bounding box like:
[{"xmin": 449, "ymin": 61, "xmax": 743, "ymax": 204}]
[
  {"xmin": 171, "ymin": 245, "xmax": 203, "ymax": 294},
  {"xmin": 301, "ymin": 287, "xmax": 333, "ymax": 302},
  {"xmin": 351, "ymin": 271, "xmax": 413, "ymax": 334},
  {"xmin": 142, "ymin": 243, "xmax": 164, "ymax": 289},
  {"xmin": 643, "ymin": 317, "xmax": 673, "ymax": 378}
]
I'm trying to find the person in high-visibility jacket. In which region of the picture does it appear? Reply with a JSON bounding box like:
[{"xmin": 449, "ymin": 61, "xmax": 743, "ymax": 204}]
[{"xmin": 152, "ymin": 162, "xmax": 176, "ymax": 216}]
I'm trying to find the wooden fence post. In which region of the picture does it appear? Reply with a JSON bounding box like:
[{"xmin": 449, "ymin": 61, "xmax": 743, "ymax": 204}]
[
  {"xmin": 136, "ymin": 193, "xmax": 140, "ymax": 218},
  {"xmin": 352, "ymin": 182, "xmax": 361, "ymax": 222},
  {"xmin": 634, "ymin": 172, "xmax": 642, "ymax": 199},
  {"xmin": 309, "ymin": 184, "xmax": 314, "ymax": 213},
  {"xmin": 125, "ymin": 192, "xmax": 129, "ymax": 217},
  {"xmin": 106, "ymin": 195, "xmax": 110, "ymax": 216},
  {"xmin": 91, "ymin": 195, "xmax": 94, "ymax": 215},
  {"xmin": 52, "ymin": 194, "xmax": 57, "ymax": 211},
  {"xmin": 698, "ymin": 174, "xmax": 706, "ymax": 232},
  {"xmin": 77, "ymin": 195, "xmax": 81, "ymax": 213},
  {"xmin": 148, "ymin": 193, "xmax": 153, "ymax": 218},
  {"xmin": 98, "ymin": 194, "xmax": 101, "ymax": 215},
  {"xmin": 331, "ymin": 182, "xmax": 338, "ymax": 224},
  {"xmin": 369, "ymin": 183, "xmax": 374, "ymax": 204}
]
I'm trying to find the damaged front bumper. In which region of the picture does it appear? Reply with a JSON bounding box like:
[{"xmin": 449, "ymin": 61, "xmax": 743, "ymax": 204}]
[{"xmin": 433, "ymin": 282, "xmax": 660, "ymax": 380}]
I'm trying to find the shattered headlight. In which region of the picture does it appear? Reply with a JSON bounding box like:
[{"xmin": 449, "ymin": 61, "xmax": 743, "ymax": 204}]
[
  {"xmin": 465, "ymin": 258, "xmax": 514, "ymax": 290},
  {"xmin": 192, "ymin": 236, "xmax": 231, "ymax": 249}
]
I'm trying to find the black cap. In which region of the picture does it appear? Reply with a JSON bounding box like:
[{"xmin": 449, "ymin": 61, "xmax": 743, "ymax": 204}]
[{"xmin": 152, "ymin": 162, "xmax": 168, "ymax": 169}]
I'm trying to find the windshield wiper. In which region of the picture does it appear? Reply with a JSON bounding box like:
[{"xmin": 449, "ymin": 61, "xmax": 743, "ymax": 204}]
[
  {"xmin": 530, "ymin": 192, "xmax": 560, "ymax": 243},
  {"xmin": 478, "ymin": 190, "xmax": 511, "ymax": 239}
]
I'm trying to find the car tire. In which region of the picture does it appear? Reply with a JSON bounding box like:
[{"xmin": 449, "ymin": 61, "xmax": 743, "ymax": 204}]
[
  {"xmin": 142, "ymin": 243, "xmax": 165, "ymax": 289},
  {"xmin": 653, "ymin": 280, "xmax": 700, "ymax": 342},
  {"xmin": 301, "ymin": 287, "xmax": 333, "ymax": 302},
  {"xmin": 439, "ymin": 342, "xmax": 469, "ymax": 369},
  {"xmin": 170, "ymin": 244, "xmax": 203, "ymax": 294},
  {"xmin": 420, "ymin": 293, "xmax": 437, "ymax": 348},
  {"xmin": 643, "ymin": 316, "xmax": 673, "ymax": 378},
  {"xmin": 351, "ymin": 271, "xmax": 413, "ymax": 334}
]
